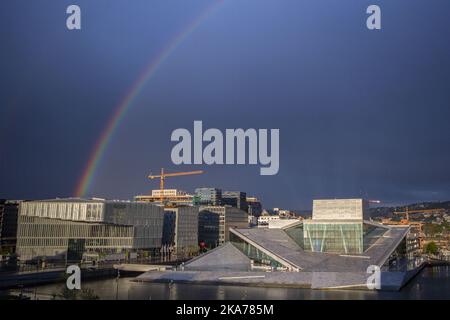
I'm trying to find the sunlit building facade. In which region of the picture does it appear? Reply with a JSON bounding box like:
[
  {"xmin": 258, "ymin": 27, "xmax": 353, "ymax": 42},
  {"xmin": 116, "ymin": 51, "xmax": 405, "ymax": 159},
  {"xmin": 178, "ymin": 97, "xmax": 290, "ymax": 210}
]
[{"xmin": 16, "ymin": 198, "xmax": 164, "ymax": 261}]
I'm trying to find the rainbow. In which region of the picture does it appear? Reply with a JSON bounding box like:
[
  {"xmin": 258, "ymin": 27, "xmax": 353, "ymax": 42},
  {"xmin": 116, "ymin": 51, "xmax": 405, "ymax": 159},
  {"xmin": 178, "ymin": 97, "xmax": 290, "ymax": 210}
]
[{"xmin": 75, "ymin": 1, "xmax": 224, "ymax": 197}]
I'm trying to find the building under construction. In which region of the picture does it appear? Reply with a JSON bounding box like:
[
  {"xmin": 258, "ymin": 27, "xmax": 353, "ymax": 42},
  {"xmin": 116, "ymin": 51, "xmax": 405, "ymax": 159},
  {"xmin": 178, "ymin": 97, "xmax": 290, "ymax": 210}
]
[
  {"xmin": 135, "ymin": 189, "xmax": 194, "ymax": 206},
  {"xmin": 135, "ymin": 168, "xmax": 203, "ymax": 206}
]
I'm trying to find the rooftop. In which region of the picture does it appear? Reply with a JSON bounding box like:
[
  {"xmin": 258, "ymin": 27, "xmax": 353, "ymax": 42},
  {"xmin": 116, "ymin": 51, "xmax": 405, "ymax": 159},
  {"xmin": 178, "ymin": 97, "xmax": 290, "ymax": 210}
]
[
  {"xmin": 229, "ymin": 222, "xmax": 409, "ymax": 272},
  {"xmin": 184, "ymin": 221, "xmax": 409, "ymax": 273}
]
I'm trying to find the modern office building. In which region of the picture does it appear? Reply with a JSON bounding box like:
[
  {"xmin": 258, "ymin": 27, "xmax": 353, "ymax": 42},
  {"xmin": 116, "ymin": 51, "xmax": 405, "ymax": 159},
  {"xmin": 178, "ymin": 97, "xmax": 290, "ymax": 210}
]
[
  {"xmin": 194, "ymin": 188, "xmax": 222, "ymax": 206},
  {"xmin": 135, "ymin": 189, "xmax": 194, "ymax": 206},
  {"xmin": 17, "ymin": 216, "xmax": 134, "ymax": 262},
  {"xmin": 247, "ymin": 197, "xmax": 262, "ymax": 217},
  {"xmin": 0, "ymin": 200, "xmax": 20, "ymax": 254},
  {"xmin": 163, "ymin": 206, "xmax": 199, "ymax": 257},
  {"xmin": 222, "ymin": 191, "xmax": 248, "ymax": 212},
  {"xmin": 16, "ymin": 198, "xmax": 164, "ymax": 261},
  {"xmin": 198, "ymin": 206, "xmax": 248, "ymax": 248}
]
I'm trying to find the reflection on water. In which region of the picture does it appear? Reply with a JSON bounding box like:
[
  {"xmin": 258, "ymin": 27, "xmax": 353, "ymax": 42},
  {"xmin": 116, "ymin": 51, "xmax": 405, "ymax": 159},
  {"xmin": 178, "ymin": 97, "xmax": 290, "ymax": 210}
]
[{"xmin": 10, "ymin": 266, "xmax": 450, "ymax": 300}]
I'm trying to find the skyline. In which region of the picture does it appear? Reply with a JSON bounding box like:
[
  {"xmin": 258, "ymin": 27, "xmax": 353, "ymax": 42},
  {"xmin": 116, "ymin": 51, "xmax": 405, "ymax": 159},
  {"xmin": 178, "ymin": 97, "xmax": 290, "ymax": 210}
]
[{"xmin": 1, "ymin": 1, "xmax": 450, "ymax": 209}]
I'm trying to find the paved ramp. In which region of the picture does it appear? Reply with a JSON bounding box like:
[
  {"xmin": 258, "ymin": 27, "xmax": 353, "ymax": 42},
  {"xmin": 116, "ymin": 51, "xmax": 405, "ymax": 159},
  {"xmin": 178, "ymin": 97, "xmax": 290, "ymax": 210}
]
[{"xmin": 113, "ymin": 264, "xmax": 172, "ymax": 272}]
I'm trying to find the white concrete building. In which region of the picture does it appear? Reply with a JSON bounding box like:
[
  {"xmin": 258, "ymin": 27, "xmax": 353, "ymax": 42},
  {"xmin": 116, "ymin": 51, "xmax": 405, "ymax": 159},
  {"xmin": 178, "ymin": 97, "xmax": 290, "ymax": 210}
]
[
  {"xmin": 151, "ymin": 189, "xmax": 188, "ymax": 197},
  {"xmin": 268, "ymin": 218, "xmax": 299, "ymax": 229},
  {"xmin": 312, "ymin": 198, "xmax": 369, "ymax": 220},
  {"xmin": 257, "ymin": 215, "xmax": 280, "ymax": 226}
]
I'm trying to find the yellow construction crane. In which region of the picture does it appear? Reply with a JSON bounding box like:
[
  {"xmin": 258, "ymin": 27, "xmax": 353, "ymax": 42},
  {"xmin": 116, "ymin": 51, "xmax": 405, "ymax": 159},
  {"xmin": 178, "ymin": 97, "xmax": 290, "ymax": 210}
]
[
  {"xmin": 393, "ymin": 208, "xmax": 445, "ymax": 223},
  {"xmin": 148, "ymin": 168, "xmax": 204, "ymax": 202}
]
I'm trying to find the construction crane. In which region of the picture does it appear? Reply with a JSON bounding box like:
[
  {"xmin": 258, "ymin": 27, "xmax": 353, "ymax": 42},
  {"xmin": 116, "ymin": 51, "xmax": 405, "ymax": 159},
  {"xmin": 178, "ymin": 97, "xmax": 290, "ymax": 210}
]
[
  {"xmin": 148, "ymin": 168, "xmax": 204, "ymax": 203},
  {"xmin": 393, "ymin": 208, "xmax": 445, "ymax": 223}
]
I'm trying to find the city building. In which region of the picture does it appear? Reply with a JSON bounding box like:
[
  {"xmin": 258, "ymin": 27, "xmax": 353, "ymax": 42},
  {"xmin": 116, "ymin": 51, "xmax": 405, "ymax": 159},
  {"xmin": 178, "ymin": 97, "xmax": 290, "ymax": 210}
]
[
  {"xmin": 302, "ymin": 199, "xmax": 370, "ymax": 254},
  {"xmin": 248, "ymin": 215, "xmax": 258, "ymax": 227},
  {"xmin": 267, "ymin": 218, "xmax": 299, "ymax": 229},
  {"xmin": 273, "ymin": 207, "xmax": 296, "ymax": 218},
  {"xmin": 198, "ymin": 205, "xmax": 248, "ymax": 248},
  {"xmin": 247, "ymin": 197, "xmax": 262, "ymax": 217},
  {"xmin": 381, "ymin": 219, "xmax": 425, "ymax": 254},
  {"xmin": 16, "ymin": 198, "xmax": 164, "ymax": 261},
  {"xmin": 162, "ymin": 206, "xmax": 199, "ymax": 257},
  {"xmin": 406, "ymin": 225, "xmax": 422, "ymax": 259},
  {"xmin": 257, "ymin": 215, "xmax": 280, "ymax": 226},
  {"xmin": 135, "ymin": 189, "xmax": 194, "ymax": 206},
  {"xmin": 222, "ymin": 191, "xmax": 248, "ymax": 212},
  {"xmin": 194, "ymin": 188, "xmax": 222, "ymax": 206},
  {"xmin": 162, "ymin": 198, "xmax": 424, "ymax": 290},
  {"xmin": 441, "ymin": 249, "xmax": 450, "ymax": 262},
  {"xmin": 257, "ymin": 214, "xmax": 298, "ymax": 228},
  {"xmin": 0, "ymin": 200, "xmax": 20, "ymax": 254}
]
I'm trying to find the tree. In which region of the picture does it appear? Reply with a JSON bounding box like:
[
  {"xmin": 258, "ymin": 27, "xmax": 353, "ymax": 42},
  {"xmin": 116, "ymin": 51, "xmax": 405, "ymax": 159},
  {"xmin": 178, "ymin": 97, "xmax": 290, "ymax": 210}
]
[{"xmin": 425, "ymin": 241, "xmax": 438, "ymax": 255}]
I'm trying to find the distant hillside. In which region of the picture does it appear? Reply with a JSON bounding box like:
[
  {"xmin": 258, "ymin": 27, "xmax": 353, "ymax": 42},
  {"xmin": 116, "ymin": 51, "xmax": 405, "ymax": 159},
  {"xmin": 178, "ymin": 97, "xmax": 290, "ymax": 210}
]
[
  {"xmin": 291, "ymin": 201, "xmax": 450, "ymax": 219},
  {"xmin": 370, "ymin": 201, "xmax": 450, "ymax": 218},
  {"xmin": 290, "ymin": 210, "xmax": 312, "ymax": 218}
]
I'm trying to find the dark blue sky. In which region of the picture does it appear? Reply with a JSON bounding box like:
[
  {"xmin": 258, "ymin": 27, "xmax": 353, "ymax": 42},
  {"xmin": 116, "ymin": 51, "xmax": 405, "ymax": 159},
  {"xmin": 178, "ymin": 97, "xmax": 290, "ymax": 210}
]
[{"xmin": 1, "ymin": 0, "xmax": 450, "ymax": 209}]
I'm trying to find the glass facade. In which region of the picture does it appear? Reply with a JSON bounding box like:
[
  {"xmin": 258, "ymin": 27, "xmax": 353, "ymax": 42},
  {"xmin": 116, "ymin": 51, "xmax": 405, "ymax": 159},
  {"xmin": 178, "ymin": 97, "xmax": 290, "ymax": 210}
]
[
  {"xmin": 199, "ymin": 206, "xmax": 248, "ymax": 248},
  {"xmin": 198, "ymin": 211, "xmax": 220, "ymax": 248},
  {"xmin": 304, "ymin": 222, "xmax": 364, "ymax": 254},
  {"xmin": 382, "ymin": 237, "xmax": 409, "ymax": 271},
  {"xmin": 362, "ymin": 223, "xmax": 388, "ymax": 251},
  {"xmin": 381, "ymin": 236, "xmax": 424, "ymax": 271},
  {"xmin": 162, "ymin": 211, "xmax": 176, "ymax": 245},
  {"xmin": 303, "ymin": 222, "xmax": 388, "ymax": 254},
  {"xmin": 230, "ymin": 232, "xmax": 284, "ymax": 269},
  {"xmin": 194, "ymin": 188, "xmax": 222, "ymax": 205},
  {"xmin": 285, "ymin": 223, "xmax": 304, "ymax": 249},
  {"xmin": 67, "ymin": 239, "xmax": 86, "ymax": 262},
  {"xmin": 16, "ymin": 215, "xmax": 134, "ymax": 261}
]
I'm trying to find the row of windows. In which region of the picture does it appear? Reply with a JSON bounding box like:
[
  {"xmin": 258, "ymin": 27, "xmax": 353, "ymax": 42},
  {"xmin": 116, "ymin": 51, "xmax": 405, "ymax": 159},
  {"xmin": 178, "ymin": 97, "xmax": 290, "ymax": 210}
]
[
  {"xmin": 17, "ymin": 237, "xmax": 133, "ymax": 248},
  {"xmin": 20, "ymin": 202, "xmax": 103, "ymax": 222},
  {"xmin": 18, "ymin": 221, "xmax": 133, "ymax": 238}
]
